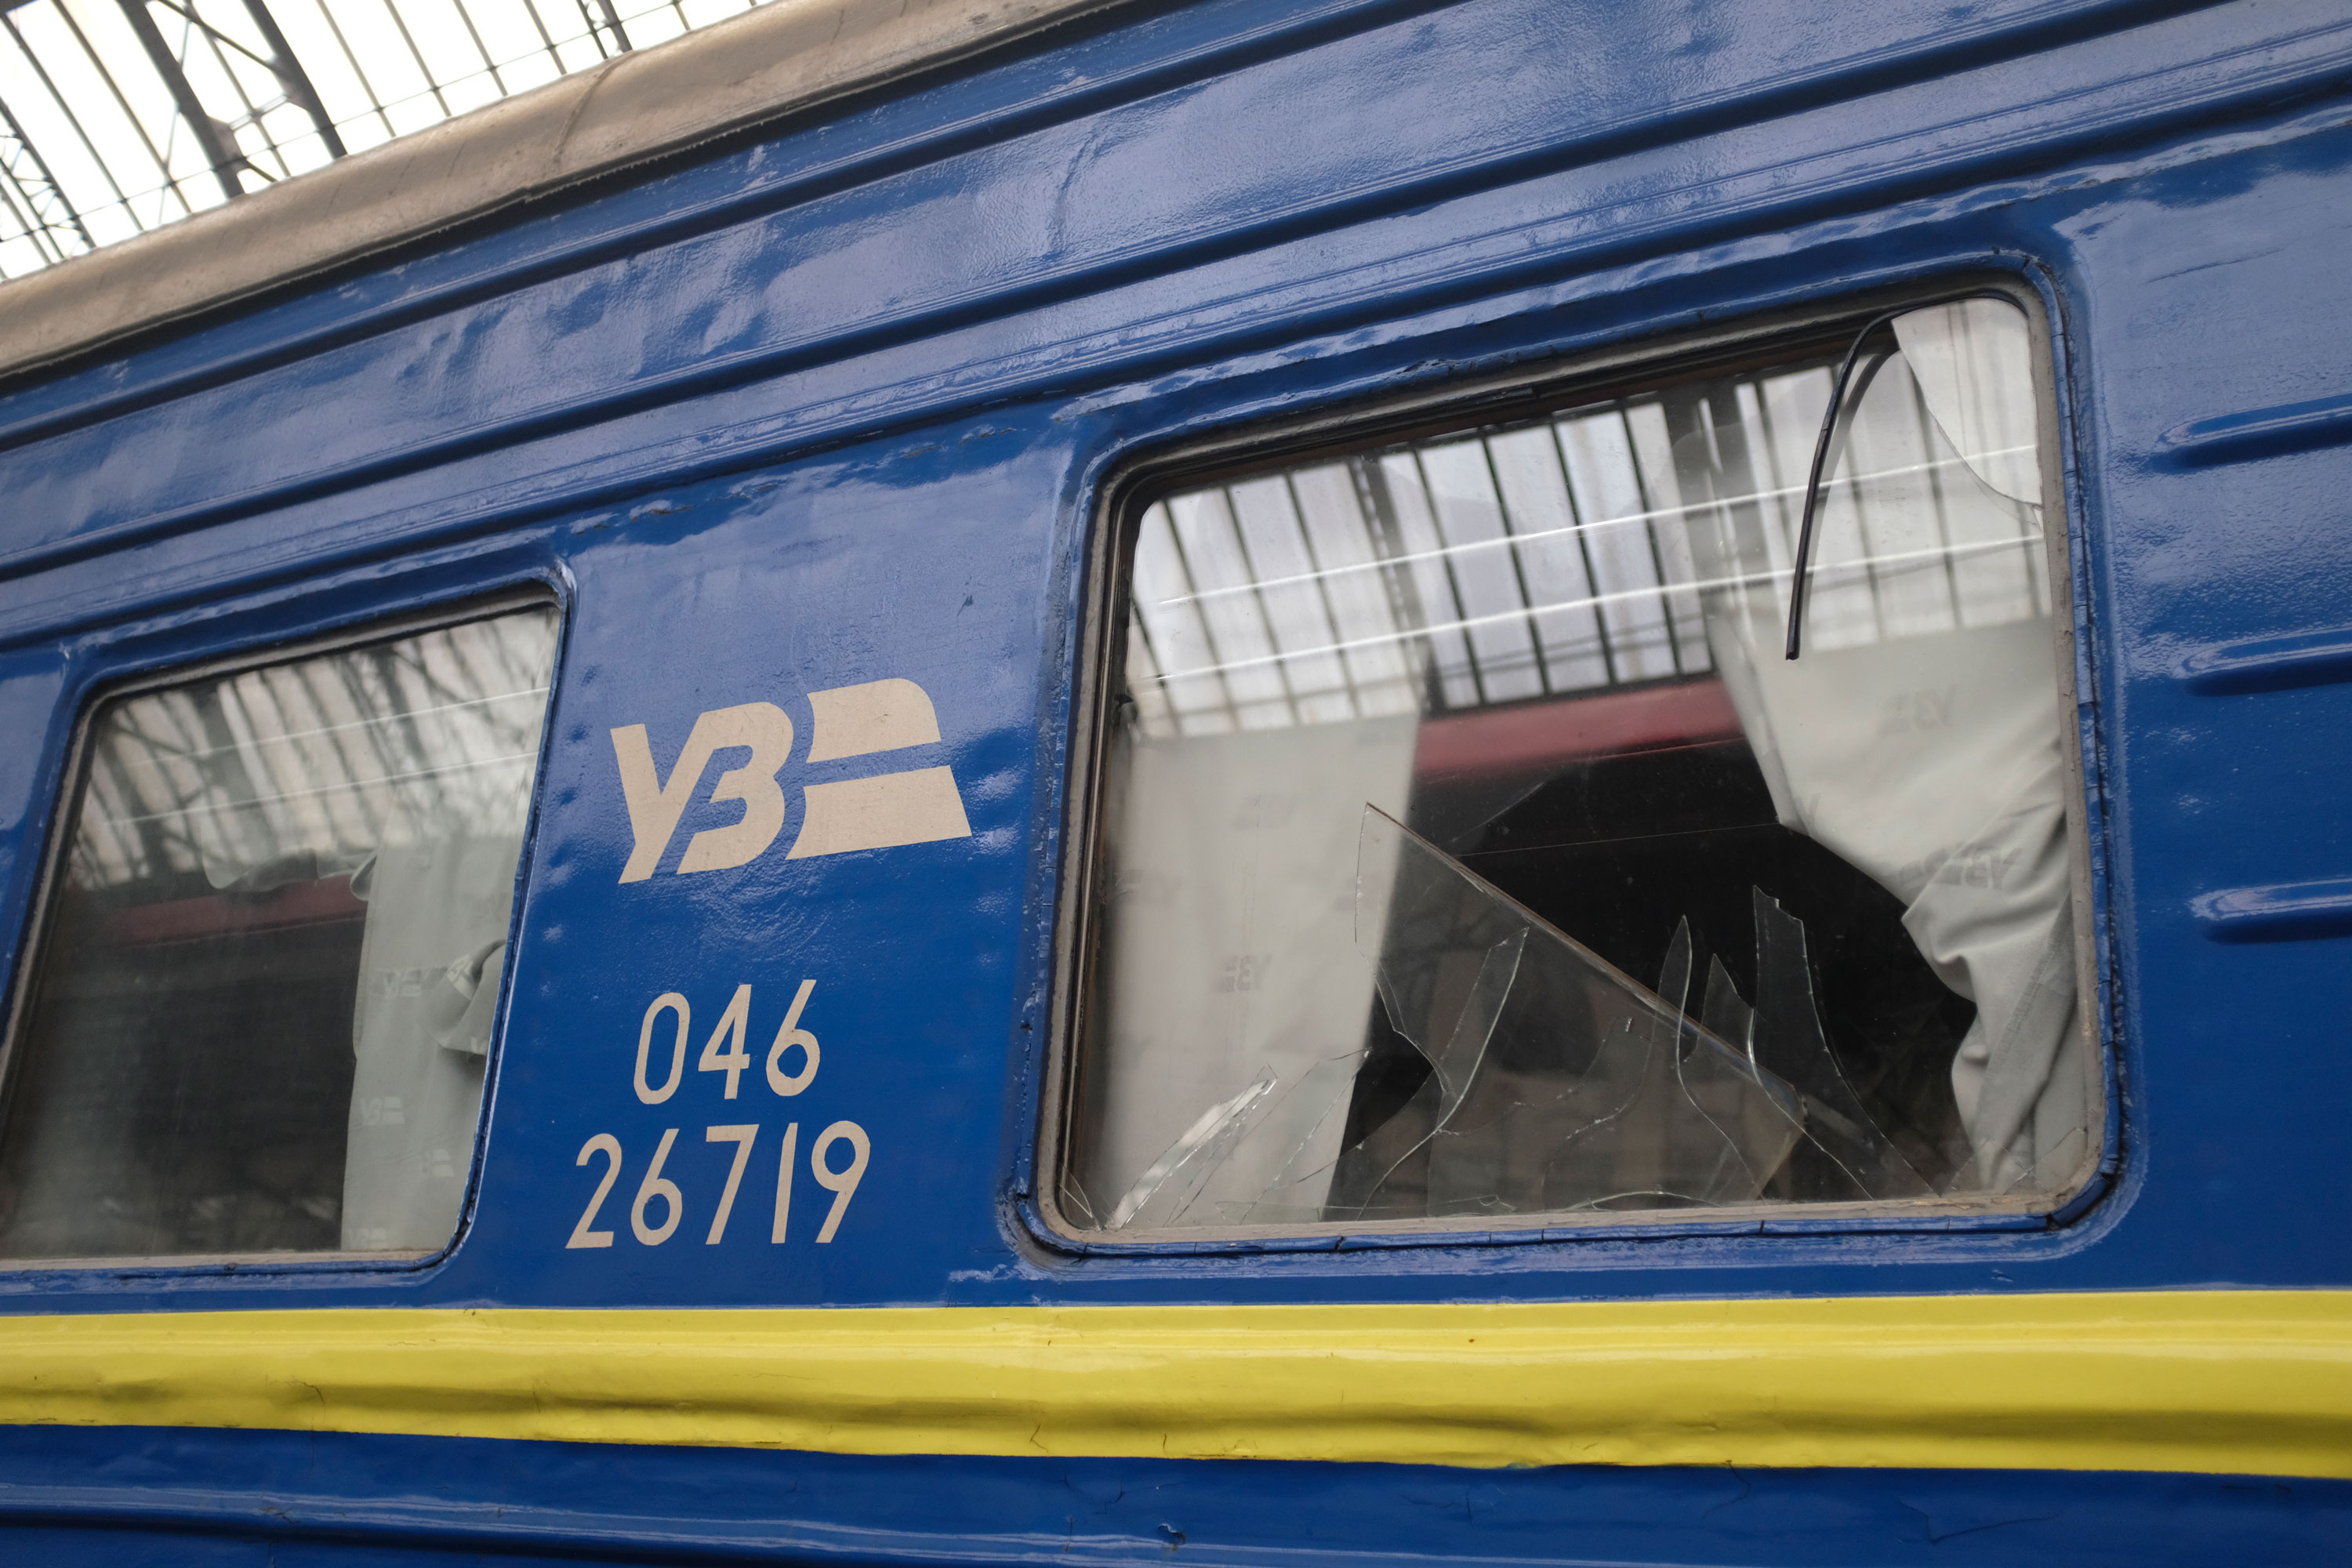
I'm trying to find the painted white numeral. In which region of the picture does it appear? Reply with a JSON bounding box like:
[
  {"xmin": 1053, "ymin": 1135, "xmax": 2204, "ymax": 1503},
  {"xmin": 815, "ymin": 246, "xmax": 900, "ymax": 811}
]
[
  {"xmin": 699, "ymin": 984, "xmax": 753, "ymax": 1099},
  {"xmin": 568, "ymin": 1133, "xmax": 622, "ymax": 1249},
  {"xmin": 704, "ymin": 1124, "xmax": 758, "ymax": 1244},
  {"xmin": 811, "ymin": 1120, "xmax": 869, "ymax": 1244},
  {"xmin": 631, "ymin": 1127, "xmax": 684, "ymax": 1244},
  {"xmin": 766, "ymin": 979, "xmax": 820, "ymax": 1097},
  {"xmin": 636, "ymin": 993, "xmax": 690, "ymax": 1105},
  {"xmin": 771, "ymin": 1122, "xmax": 798, "ymax": 1243}
]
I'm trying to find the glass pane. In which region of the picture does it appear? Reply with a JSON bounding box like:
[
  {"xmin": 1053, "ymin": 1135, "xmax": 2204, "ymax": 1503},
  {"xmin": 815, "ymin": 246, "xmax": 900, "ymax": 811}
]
[
  {"xmin": 1065, "ymin": 299, "xmax": 2092, "ymax": 1235},
  {"xmin": 0, "ymin": 606, "xmax": 558, "ymax": 1260}
]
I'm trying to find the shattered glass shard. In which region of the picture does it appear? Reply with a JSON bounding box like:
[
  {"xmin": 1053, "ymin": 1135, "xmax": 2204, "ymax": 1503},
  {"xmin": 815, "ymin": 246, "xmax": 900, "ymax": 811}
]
[
  {"xmin": 1058, "ymin": 1174, "xmax": 1102, "ymax": 1230},
  {"xmin": 1219, "ymin": 1049, "xmax": 1374, "ymax": 1224},
  {"xmin": 1327, "ymin": 811, "xmax": 1613, "ymax": 1218},
  {"xmin": 1700, "ymin": 955, "xmax": 1755, "ymax": 1056},
  {"xmin": 1667, "ymin": 920, "xmax": 1806, "ymax": 1200},
  {"xmin": 1542, "ymin": 918, "xmax": 1802, "ymax": 1210},
  {"xmin": 1342, "ymin": 925, "xmax": 1525, "ymax": 1214},
  {"xmin": 1335, "ymin": 810, "xmax": 1802, "ymax": 1218},
  {"xmin": 1107, "ymin": 1067, "xmax": 1279, "ymax": 1228},
  {"xmin": 1097, "ymin": 816, "xmax": 1943, "ymax": 1232},
  {"xmin": 1748, "ymin": 887, "xmax": 1934, "ymax": 1200}
]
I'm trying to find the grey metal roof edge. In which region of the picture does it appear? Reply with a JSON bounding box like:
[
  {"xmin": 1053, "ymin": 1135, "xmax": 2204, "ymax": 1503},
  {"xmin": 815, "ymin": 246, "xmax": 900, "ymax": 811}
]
[{"xmin": 0, "ymin": 0, "xmax": 1137, "ymax": 386}]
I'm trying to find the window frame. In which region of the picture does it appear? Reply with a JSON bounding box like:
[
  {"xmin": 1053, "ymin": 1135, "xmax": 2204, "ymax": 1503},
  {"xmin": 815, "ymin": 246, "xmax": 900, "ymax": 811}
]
[
  {"xmin": 1033, "ymin": 275, "xmax": 2111, "ymax": 1253},
  {"xmin": 0, "ymin": 585, "xmax": 564, "ymax": 1273}
]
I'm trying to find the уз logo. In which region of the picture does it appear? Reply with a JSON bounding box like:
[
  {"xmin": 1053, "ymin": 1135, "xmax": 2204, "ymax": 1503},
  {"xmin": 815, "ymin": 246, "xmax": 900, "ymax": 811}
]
[{"xmin": 611, "ymin": 677, "xmax": 972, "ymax": 883}]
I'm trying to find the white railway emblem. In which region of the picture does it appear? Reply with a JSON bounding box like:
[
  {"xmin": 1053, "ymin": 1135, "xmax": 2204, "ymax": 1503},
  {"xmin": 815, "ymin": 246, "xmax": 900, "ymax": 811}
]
[{"xmin": 610, "ymin": 677, "xmax": 972, "ymax": 881}]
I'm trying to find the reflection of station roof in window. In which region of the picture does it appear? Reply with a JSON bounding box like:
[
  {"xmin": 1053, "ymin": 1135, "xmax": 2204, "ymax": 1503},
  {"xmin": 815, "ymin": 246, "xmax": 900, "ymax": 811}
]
[
  {"xmin": 69, "ymin": 610, "xmax": 557, "ymax": 891},
  {"xmin": 1125, "ymin": 353, "xmax": 2048, "ymax": 740}
]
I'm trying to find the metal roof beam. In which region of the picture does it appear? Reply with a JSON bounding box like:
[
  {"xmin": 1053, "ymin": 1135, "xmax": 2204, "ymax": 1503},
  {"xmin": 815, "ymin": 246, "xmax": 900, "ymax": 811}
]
[
  {"xmin": 0, "ymin": 91, "xmax": 90, "ymax": 252},
  {"xmin": 112, "ymin": 0, "xmax": 248, "ymax": 201},
  {"xmin": 240, "ymin": 0, "xmax": 344, "ymax": 159}
]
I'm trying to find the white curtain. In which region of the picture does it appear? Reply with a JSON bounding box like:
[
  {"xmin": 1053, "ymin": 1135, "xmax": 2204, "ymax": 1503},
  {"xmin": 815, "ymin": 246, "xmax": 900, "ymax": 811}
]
[
  {"xmin": 338, "ymin": 836, "xmax": 521, "ymax": 1250},
  {"xmin": 1078, "ymin": 713, "xmax": 1417, "ymax": 1227},
  {"xmin": 1693, "ymin": 299, "xmax": 2089, "ymax": 1193}
]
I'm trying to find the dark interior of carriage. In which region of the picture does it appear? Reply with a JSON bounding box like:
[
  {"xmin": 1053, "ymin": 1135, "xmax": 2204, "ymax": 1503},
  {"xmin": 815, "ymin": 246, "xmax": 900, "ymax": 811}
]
[
  {"xmin": 1332, "ymin": 675, "xmax": 1977, "ymax": 1211},
  {"xmin": 0, "ymin": 871, "xmax": 362, "ymax": 1258}
]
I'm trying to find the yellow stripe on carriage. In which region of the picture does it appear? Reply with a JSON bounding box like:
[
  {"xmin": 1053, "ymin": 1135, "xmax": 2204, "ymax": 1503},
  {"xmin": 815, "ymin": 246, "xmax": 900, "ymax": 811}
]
[{"xmin": 2, "ymin": 1290, "xmax": 2348, "ymax": 1478}]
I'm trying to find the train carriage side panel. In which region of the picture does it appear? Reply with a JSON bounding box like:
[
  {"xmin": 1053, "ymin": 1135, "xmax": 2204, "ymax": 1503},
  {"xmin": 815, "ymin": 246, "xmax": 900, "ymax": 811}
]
[{"xmin": 0, "ymin": 0, "xmax": 2345, "ymax": 1560}]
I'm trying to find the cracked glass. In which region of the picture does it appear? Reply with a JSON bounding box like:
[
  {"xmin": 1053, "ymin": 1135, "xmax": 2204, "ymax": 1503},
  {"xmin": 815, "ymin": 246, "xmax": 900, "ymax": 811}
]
[
  {"xmin": 1063, "ymin": 298, "xmax": 2096, "ymax": 1236},
  {"xmin": 0, "ymin": 606, "xmax": 557, "ymax": 1261}
]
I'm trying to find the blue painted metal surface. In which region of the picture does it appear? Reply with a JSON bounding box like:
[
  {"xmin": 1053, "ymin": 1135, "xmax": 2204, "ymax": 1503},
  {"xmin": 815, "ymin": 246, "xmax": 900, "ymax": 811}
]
[
  {"xmin": 0, "ymin": 1425, "xmax": 2348, "ymax": 1566},
  {"xmin": 0, "ymin": 0, "xmax": 2349, "ymax": 1555}
]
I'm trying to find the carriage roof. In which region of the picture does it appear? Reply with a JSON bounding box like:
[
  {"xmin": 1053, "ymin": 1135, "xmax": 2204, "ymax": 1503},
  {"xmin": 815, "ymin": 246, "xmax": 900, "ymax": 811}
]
[{"xmin": 0, "ymin": 0, "xmax": 1126, "ymax": 383}]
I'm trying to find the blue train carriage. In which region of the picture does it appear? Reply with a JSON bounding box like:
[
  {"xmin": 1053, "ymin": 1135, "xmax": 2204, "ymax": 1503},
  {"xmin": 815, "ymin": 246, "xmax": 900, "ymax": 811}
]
[{"xmin": 0, "ymin": 0, "xmax": 2344, "ymax": 1559}]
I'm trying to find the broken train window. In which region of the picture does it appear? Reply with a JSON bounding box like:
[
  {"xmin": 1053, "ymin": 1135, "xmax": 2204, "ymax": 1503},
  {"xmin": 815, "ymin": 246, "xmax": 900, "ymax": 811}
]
[{"xmin": 1058, "ymin": 296, "xmax": 2097, "ymax": 1236}]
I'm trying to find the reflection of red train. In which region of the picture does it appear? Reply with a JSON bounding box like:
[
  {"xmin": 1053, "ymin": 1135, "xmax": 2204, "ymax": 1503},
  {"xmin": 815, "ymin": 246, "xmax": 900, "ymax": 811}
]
[
  {"xmin": 0, "ymin": 0, "xmax": 2346, "ymax": 1560},
  {"xmin": 1410, "ymin": 679, "xmax": 1744, "ymax": 785}
]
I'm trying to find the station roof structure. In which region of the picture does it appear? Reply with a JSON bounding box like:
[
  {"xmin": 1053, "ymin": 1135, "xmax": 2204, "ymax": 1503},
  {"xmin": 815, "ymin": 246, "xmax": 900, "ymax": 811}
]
[
  {"xmin": 0, "ymin": 0, "xmax": 1117, "ymax": 380},
  {"xmin": 0, "ymin": 0, "xmax": 776, "ymax": 278}
]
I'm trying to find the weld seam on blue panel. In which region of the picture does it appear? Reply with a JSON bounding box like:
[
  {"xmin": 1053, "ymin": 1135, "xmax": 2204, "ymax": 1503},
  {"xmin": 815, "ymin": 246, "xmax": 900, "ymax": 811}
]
[
  {"xmin": 0, "ymin": 1483, "xmax": 1062, "ymax": 1566},
  {"xmin": 2191, "ymin": 879, "xmax": 2352, "ymax": 943},
  {"xmin": 2154, "ymin": 390, "xmax": 2352, "ymax": 468},
  {"xmin": 2177, "ymin": 626, "xmax": 2352, "ymax": 694}
]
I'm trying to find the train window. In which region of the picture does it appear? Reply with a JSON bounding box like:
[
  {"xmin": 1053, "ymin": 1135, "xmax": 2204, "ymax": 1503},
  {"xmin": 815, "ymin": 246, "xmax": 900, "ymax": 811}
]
[
  {"xmin": 0, "ymin": 604, "xmax": 558, "ymax": 1262},
  {"xmin": 1059, "ymin": 296, "xmax": 2096, "ymax": 1238}
]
